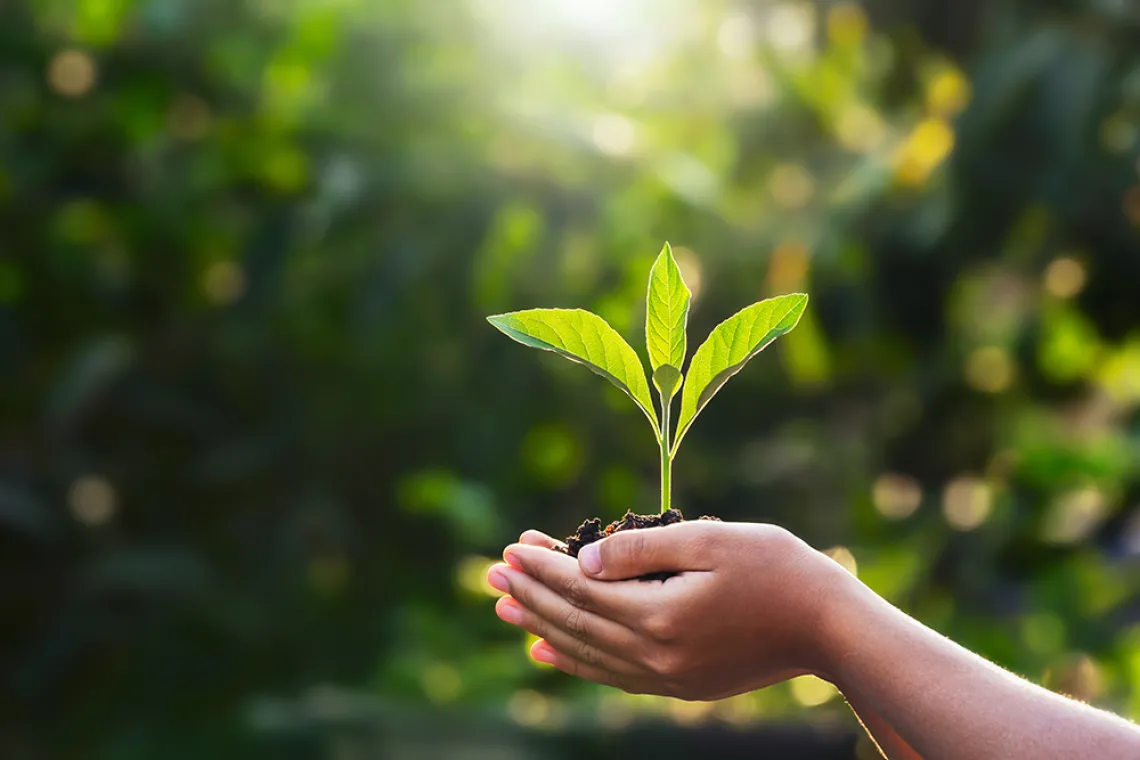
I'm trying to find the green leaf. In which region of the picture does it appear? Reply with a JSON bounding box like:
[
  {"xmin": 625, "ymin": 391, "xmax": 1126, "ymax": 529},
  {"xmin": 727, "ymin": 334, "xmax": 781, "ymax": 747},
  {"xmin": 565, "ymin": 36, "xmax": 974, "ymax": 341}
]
[
  {"xmin": 673, "ymin": 294, "xmax": 808, "ymax": 452},
  {"xmin": 487, "ymin": 309, "xmax": 659, "ymax": 431},
  {"xmin": 652, "ymin": 365, "xmax": 682, "ymax": 400},
  {"xmin": 645, "ymin": 242, "xmax": 691, "ymax": 398}
]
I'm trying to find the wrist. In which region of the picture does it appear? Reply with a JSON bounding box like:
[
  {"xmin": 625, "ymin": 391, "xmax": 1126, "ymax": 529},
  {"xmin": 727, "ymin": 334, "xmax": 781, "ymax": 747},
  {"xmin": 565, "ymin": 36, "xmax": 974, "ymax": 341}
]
[{"xmin": 804, "ymin": 557, "xmax": 871, "ymax": 686}]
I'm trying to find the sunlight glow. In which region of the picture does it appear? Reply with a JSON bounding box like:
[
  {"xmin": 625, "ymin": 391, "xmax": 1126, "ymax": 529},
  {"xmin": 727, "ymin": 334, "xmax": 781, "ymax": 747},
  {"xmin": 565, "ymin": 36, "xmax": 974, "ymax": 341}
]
[{"xmin": 471, "ymin": 0, "xmax": 688, "ymax": 63}]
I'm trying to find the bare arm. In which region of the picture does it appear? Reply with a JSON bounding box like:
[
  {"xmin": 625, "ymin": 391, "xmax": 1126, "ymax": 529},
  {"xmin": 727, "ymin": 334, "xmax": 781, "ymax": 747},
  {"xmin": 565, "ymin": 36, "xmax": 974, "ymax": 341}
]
[
  {"xmin": 488, "ymin": 521, "xmax": 1140, "ymax": 760},
  {"xmin": 821, "ymin": 575, "xmax": 1140, "ymax": 759},
  {"xmin": 845, "ymin": 693, "xmax": 924, "ymax": 760}
]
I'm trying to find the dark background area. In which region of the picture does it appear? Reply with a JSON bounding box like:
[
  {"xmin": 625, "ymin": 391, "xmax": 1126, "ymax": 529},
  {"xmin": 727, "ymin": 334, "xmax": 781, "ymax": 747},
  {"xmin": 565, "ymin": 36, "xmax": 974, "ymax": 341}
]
[{"xmin": 3, "ymin": 0, "xmax": 1140, "ymax": 757}]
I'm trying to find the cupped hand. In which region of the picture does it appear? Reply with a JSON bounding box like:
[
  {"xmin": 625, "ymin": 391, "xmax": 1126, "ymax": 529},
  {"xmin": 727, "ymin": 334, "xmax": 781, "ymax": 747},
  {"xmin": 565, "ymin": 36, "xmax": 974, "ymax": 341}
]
[{"xmin": 486, "ymin": 520, "xmax": 851, "ymax": 701}]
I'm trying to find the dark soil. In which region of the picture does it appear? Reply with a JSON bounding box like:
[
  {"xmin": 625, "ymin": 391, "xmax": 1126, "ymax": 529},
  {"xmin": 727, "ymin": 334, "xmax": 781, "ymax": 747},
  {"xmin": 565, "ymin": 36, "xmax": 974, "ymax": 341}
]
[{"xmin": 555, "ymin": 508, "xmax": 719, "ymax": 581}]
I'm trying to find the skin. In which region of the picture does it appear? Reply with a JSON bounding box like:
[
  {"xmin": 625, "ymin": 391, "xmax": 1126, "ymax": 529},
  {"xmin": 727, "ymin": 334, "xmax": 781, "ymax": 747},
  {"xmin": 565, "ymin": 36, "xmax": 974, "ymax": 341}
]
[{"xmin": 486, "ymin": 520, "xmax": 1140, "ymax": 760}]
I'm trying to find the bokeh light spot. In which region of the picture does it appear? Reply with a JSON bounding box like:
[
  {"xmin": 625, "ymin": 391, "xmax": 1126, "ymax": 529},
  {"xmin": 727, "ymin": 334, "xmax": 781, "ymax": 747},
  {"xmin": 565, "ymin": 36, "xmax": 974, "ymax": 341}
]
[
  {"xmin": 925, "ymin": 68, "xmax": 972, "ymax": 118},
  {"xmin": 836, "ymin": 104, "xmax": 886, "ymax": 154},
  {"xmin": 766, "ymin": 3, "xmax": 815, "ymax": 55},
  {"xmin": 1123, "ymin": 186, "xmax": 1140, "ymax": 227},
  {"xmin": 717, "ymin": 13, "xmax": 755, "ymax": 59},
  {"xmin": 523, "ymin": 424, "xmax": 583, "ymax": 487},
  {"xmin": 668, "ymin": 698, "xmax": 715, "ymax": 725},
  {"xmin": 592, "ymin": 113, "xmax": 636, "ymax": 157},
  {"xmin": 827, "ymin": 3, "xmax": 867, "ymax": 48},
  {"xmin": 965, "ymin": 346, "xmax": 1015, "ymax": 393},
  {"xmin": 942, "ymin": 476, "xmax": 993, "ymax": 531},
  {"xmin": 1041, "ymin": 487, "xmax": 1108, "ymax": 545},
  {"xmin": 204, "ymin": 261, "xmax": 246, "ymax": 305},
  {"xmin": 769, "ymin": 163, "xmax": 815, "ymax": 209},
  {"xmin": 730, "ymin": 67, "xmax": 776, "ymax": 108},
  {"xmin": 456, "ymin": 555, "xmax": 502, "ymax": 597},
  {"xmin": 767, "ymin": 239, "xmax": 810, "ymax": 292},
  {"xmin": 261, "ymin": 147, "xmax": 309, "ymax": 192},
  {"xmin": 824, "ymin": 546, "xmax": 858, "ymax": 576},
  {"xmin": 1022, "ymin": 612, "xmax": 1066, "ymax": 655},
  {"xmin": 47, "ymin": 49, "xmax": 97, "ymax": 98},
  {"xmin": 508, "ymin": 689, "xmax": 551, "ymax": 726},
  {"xmin": 895, "ymin": 118, "xmax": 955, "ymax": 187},
  {"xmin": 715, "ymin": 693, "xmax": 761, "ymax": 724},
  {"xmin": 872, "ymin": 473, "xmax": 922, "ymax": 520},
  {"xmin": 672, "ymin": 246, "xmax": 704, "ymax": 304},
  {"xmin": 790, "ymin": 675, "xmax": 839, "ymax": 707},
  {"xmin": 422, "ymin": 662, "xmax": 462, "ymax": 704},
  {"xmin": 68, "ymin": 475, "xmax": 117, "ymax": 526},
  {"xmin": 1043, "ymin": 257, "xmax": 1087, "ymax": 299},
  {"xmin": 596, "ymin": 692, "xmax": 635, "ymax": 728},
  {"xmin": 1101, "ymin": 114, "xmax": 1137, "ymax": 154},
  {"xmin": 1045, "ymin": 653, "xmax": 1105, "ymax": 703}
]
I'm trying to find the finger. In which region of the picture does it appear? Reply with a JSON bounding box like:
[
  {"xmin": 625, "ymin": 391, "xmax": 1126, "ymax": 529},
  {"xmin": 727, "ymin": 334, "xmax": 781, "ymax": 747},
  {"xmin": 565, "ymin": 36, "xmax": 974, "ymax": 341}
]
[
  {"xmin": 502, "ymin": 543, "xmax": 665, "ymax": 626},
  {"xmin": 495, "ymin": 596, "xmax": 647, "ymax": 678},
  {"xmin": 490, "ymin": 563, "xmax": 644, "ymax": 662},
  {"xmin": 519, "ymin": 530, "xmax": 565, "ymax": 550},
  {"xmin": 530, "ymin": 640, "xmax": 651, "ymax": 694},
  {"xmin": 577, "ymin": 521, "xmax": 721, "ymax": 580}
]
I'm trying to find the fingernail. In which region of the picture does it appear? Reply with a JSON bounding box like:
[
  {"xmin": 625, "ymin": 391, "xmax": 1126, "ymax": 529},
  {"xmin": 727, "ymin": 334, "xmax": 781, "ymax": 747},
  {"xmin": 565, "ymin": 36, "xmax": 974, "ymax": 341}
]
[
  {"xmin": 531, "ymin": 643, "xmax": 556, "ymax": 665},
  {"xmin": 579, "ymin": 544, "xmax": 602, "ymax": 575},
  {"xmin": 487, "ymin": 569, "xmax": 510, "ymax": 594},
  {"xmin": 497, "ymin": 599, "xmax": 522, "ymax": 625},
  {"xmin": 503, "ymin": 549, "xmax": 522, "ymax": 569}
]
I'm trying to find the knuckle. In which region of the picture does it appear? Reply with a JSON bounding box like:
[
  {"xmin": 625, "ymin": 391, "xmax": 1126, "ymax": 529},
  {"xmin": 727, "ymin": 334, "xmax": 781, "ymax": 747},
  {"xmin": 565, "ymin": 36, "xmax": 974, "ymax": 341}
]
[
  {"xmin": 562, "ymin": 574, "xmax": 590, "ymax": 608},
  {"xmin": 562, "ymin": 607, "xmax": 588, "ymax": 639},
  {"xmin": 513, "ymin": 581, "xmax": 535, "ymax": 611},
  {"xmin": 642, "ymin": 612, "xmax": 677, "ymax": 643},
  {"xmin": 577, "ymin": 640, "xmax": 603, "ymax": 668},
  {"xmin": 647, "ymin": 649, "xmax": 684, "ymax": 679}
]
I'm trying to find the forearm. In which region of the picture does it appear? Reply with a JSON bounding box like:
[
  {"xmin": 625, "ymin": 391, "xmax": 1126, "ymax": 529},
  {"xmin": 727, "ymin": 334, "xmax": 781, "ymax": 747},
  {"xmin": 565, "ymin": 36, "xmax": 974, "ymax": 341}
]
[
  {"xmin": 843, "ymin": 692, "xmax": 923, "ymax": 760},
  {"xmin": 820, "ymin": 575, "xmax": 1140, "ymax": 759}
]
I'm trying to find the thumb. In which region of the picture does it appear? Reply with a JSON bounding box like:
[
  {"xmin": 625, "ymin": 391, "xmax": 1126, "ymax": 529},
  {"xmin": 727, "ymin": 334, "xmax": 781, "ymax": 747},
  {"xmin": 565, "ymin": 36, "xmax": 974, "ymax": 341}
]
[{"xmin": 577, "ymin": 522, "xmax": 717, "ymax": 580}]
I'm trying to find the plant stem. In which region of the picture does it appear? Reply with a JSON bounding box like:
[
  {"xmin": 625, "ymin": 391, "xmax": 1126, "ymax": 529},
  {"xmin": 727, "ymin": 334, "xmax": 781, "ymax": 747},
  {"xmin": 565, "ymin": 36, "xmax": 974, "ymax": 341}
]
[{"xmin": 660, "ymin": 394, "xmax": 672, "ymax": 514}]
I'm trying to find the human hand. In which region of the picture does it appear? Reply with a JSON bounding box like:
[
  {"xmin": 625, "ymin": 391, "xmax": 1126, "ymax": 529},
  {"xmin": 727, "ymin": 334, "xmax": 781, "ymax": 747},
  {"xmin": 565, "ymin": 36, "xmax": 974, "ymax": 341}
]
[{"xmin": 486, "ymin": 520, "xmax": 852, "ymax": 701}]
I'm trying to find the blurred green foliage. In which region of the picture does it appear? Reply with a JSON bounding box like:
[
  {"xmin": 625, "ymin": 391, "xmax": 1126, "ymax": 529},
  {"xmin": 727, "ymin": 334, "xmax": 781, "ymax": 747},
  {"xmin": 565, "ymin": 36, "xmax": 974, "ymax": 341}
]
[{"xmin": 3, "ymin": 0, "xmax": 1140, "ymax": 757}]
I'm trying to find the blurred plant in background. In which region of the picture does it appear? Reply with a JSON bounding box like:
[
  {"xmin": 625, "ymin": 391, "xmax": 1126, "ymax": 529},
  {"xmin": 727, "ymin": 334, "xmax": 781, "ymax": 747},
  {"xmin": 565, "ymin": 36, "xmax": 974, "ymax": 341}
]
[{"xmin": 2, "ymin": 0, "xmax": 1140, "ymax": 757}]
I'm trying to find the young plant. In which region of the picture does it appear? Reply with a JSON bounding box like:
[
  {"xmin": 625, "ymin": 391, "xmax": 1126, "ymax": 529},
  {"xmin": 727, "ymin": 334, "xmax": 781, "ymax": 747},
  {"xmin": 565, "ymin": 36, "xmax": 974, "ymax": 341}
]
[{"xmin": 487, "ymin": 243, "xmax": 808, "ymax": 514}]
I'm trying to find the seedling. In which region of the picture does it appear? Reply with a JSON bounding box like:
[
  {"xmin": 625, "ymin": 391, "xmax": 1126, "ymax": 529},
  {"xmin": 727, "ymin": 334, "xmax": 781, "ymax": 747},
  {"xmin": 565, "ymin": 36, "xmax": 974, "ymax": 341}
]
[{"xmin": 488, "ymin": 243, "xmax": 807, "ymax": 515}]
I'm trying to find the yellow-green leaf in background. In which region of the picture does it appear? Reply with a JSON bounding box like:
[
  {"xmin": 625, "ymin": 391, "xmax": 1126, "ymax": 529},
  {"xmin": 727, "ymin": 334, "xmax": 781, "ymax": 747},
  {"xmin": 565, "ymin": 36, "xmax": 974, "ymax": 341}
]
[
  {"xmin": 645, "ymin": 242, "xmax": 691, "ymax": 399},
  {"xmin": 673, "ymin": 293, "xmax": 808, "ymax": 452},
  {"xmin": 487, "ymin": 309, "xmax": 659, "ymax": 432}
]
